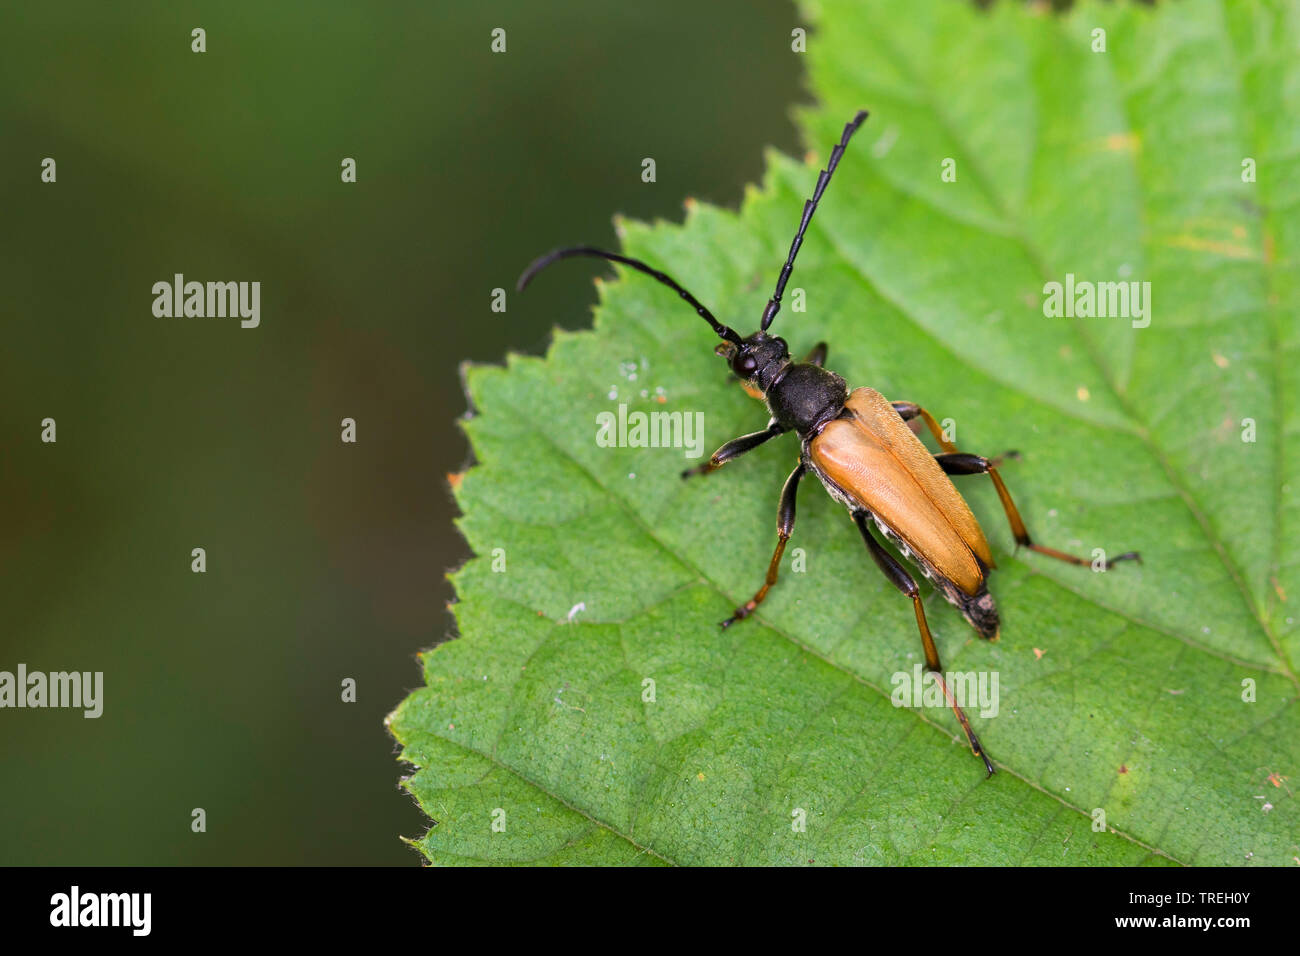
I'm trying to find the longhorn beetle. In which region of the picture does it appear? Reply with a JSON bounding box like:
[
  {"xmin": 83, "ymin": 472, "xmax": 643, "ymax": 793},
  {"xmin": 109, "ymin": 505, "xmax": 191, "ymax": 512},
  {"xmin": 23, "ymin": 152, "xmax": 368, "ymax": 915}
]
[{"xmin": 517, "ymin": 110, "xmax": 1140, "ymax": 775}]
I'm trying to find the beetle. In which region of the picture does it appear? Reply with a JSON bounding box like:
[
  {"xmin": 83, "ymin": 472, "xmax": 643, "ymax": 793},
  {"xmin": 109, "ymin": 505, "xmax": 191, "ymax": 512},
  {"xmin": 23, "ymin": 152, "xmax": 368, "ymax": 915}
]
[{"xmin": 516, "ymin": 110, "xmax": 1139, "ymax": 775}]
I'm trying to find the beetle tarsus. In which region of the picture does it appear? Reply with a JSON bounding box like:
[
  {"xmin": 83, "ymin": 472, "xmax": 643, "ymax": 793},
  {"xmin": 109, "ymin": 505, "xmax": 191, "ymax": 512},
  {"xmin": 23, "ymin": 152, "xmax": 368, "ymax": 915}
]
[
  {"xmin": 682, "ymin": 459, "xmax": 720, "ymax": 479},
  {"xmin": 720, "ymin": 603, "xmax": 755, "ymax": 629},
  {"xmin": 1025, "ymin": 542, "xmax": 1142, "ymax": 571}
]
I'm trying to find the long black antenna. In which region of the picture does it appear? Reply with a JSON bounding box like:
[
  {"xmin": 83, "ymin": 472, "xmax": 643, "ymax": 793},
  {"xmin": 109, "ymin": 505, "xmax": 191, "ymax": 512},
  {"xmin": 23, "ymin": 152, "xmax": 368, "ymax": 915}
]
[
  {"xmin": 761, "ymin": 109, "xmax": 869, "ymax": 331},
  {"xmin": 517, "ymin": 245, "xmax": 742, "ymax": 345}
]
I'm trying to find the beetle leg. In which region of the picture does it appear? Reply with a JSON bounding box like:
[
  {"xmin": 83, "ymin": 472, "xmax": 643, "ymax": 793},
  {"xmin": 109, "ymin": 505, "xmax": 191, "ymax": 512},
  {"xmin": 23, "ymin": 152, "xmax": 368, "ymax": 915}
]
[
  {"xmin": 852, "ymin": 515, "xmax": 993, "ymax": 780},
  {"xmin": 854, "ymin": 511, "xmax": 995, "ymax": 777},
  {"xmin": 891, "ymin": 401, "xmax": 957, "ymax": 452},
  {"xmin": 720, "ymin": 463, "xmax": 805, "ymax": 628},
  {"xmin": 934, "ymin": 452, "xmax": 1141, "ymax": 571},
  {"xmin": 681, "ymin": 422, "xmax": 785, "ymax": 478}
]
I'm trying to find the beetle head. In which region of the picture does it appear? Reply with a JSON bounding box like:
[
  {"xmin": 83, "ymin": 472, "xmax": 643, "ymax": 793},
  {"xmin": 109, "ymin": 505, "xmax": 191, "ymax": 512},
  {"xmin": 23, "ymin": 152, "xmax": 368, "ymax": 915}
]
[{"xmin": 714, "ymin": 331, "xmax": 789, "ymax": 394}]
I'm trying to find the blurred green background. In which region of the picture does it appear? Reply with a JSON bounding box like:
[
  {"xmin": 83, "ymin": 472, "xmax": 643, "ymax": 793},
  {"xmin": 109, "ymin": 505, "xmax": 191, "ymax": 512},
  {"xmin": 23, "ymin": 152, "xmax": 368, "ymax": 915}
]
[{"xmin": 0, "ymin": 1, "xmax": 803, "ymax": 863}]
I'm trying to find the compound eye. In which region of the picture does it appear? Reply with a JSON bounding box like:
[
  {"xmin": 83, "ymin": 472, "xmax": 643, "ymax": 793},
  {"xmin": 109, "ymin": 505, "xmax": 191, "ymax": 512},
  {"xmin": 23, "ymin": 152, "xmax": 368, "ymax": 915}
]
[{"xmin": 735, "ymin": 353, "xmax": 759, "ymax": 377}]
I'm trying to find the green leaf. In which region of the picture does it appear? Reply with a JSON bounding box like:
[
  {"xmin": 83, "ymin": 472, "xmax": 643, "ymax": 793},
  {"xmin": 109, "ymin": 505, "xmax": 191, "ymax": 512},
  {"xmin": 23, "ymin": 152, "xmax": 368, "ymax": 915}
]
[{"xmin": 389, "ymin": 0, "xmax": 1300, "ymax": 865}]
